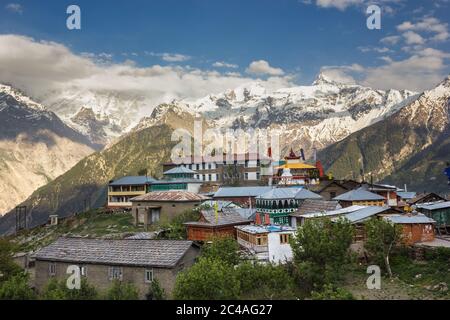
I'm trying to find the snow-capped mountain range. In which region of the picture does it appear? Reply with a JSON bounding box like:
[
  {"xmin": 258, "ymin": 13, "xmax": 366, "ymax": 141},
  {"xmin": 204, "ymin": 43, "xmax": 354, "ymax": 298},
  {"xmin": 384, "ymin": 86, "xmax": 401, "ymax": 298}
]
[{"xmin": 135, "ymin": 73, "xmax": 418, "ymax": 155}]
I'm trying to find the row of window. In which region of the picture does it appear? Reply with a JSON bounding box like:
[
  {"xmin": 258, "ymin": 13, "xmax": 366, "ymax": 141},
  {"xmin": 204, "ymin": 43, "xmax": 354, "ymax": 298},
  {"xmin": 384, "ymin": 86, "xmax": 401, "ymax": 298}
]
[
  {"xmin": 183, "ymin": 160, "xmax": 261, "ymax": 170},
  {"xmin": 48, "ymin": 263, "xmax": 154, "ymax": 283}
]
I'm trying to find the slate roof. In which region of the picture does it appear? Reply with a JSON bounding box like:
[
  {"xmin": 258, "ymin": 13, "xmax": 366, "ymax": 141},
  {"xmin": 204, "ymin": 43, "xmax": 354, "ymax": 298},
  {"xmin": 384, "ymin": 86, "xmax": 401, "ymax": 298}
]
[
  {"xmin": 337, "ymin": 206, "xmax": 392, "ymax": 223},
  {"xmin": 333, "ymin": 188, "xmax": 385, "ymax": 201},
  {"xmin": 149, "ymin": 178, "xmax": 202, "ymax": 185},
  {"xmin": 184, "ymin": 209, "xmax": 251, "ymax": 227},
  {"xmin": 131, "ymin": 190, "xmax": 209, "ymax": 202},
  {"xmin": 109, "ymin": 176, "xmax": 157, "ymax": 186},
  {"xmin": 33, "ymin": 238, "xmax": 194, "ymax": 268},
  {"xmin": 214, "ymin": 186, "xmax": 273, "ymax": 198},
  {"xmin": 235, "ymin": 224, "xmax": 296, "ymax": 234},
  {"xmin": 408, "ymin": 193, "xmax": 446, "ymax": 205},
  {"xmin": 256, "ymin": 188, "xmax": 298, "ymax": 200},
  {"xmin": 291, "ymin": 199, "xmax": 341, "ymax": 217},
  {"xmin": 383, "ymin": 214, "xmax": 436, "ymax": 224},
  {"xmin": 163, "ymin": 167, "xmax": 196, "ymax": 175}
]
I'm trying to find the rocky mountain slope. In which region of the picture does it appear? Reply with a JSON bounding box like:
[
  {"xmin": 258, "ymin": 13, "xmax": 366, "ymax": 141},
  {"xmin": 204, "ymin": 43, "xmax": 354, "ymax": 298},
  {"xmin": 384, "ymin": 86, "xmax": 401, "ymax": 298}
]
[
  {"xmin": 318, "ymin": 76, "xmax": 450, "ymax": 193},
  {"xmin": 0, "ymin": 84, "xmax": 96, "ymax": 216},
  {"xmin": 0, "ymin": 120, "xmax": 176, "ymax": 235}
]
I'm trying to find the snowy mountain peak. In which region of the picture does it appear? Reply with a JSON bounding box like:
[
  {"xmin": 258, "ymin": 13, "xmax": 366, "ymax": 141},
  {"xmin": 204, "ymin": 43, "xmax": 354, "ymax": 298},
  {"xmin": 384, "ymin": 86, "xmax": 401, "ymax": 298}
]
[
  {"xmin": 312, "ymin": 72, "xmax": 342, "ymax": 87},
  {"xmin": 0, "ymin": 83, "xmax": 45, "ymax": 111}
]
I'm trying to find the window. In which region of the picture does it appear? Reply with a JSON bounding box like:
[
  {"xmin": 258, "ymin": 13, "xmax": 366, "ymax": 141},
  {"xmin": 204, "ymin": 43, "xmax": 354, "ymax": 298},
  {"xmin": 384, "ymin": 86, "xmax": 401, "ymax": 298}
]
[
  {"xmin": 49, "ymin": 263, "xmax": 56, "ymax": 276},
  {"xmin": 208, "ymin": 163, "xmax": 212, "ymax": 170},
  {"xmin": 109, "ymin": 266, "xmax": 123, "ymax": 281},
  {"xmin": 330, "ymin": 191, "xmax": 336, "ymax": 199},
  {"xmin": 245, "ymin": 173, "xmax": 249, "ymax": 180},
  {"xmin": 245, "ymin": 160, "xmax": 249, "ymax": 168},
  {"xmin": 256, "ymin": 172, "xmax": 261, "ymax": 180},
  {"xmin": 280, "ymin": 234, "xmax": 290, "ymax": 244},
  {"xmin": 208, "ymin": 174, "xmax": 212, "ymax": 181},
  {"xmin": 145, "ymin": 269, "xmax": 154, "ymax": 283}
]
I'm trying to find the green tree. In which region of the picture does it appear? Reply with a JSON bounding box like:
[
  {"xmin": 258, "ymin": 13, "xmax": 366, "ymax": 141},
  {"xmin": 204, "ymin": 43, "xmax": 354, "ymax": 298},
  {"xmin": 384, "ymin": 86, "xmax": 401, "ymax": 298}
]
[
  {"xmin": 365, "ymin": 218, "xmax": 403, "ymax": 278},
  {"xmin": 174, "ymin": 257, "xmax": 240, "ymax": 300},
  {"xmin": 158, "ymin": 209, "xmax": 201, "ymax": 240},
  {"xmin": 0, "ymin": 239, "xmax": 21, "ymax": 283},
  {"xmin": 311, "ymin": 284, "xmax": 354, "ymax": 300},
  {"xmin": 290, "ymin": 218, "xmax": 354, "ymax": 290},
  {"xmin": 41, "ymin": 277, "xmax": 99, "ymax": 300},
  {"xmin": 201, "ymin": 237, "xmax": 241, "ymax": 265},
  {"xmin": 105, "ymin": 280, "xmax": 139, "ymax": 300},
  {"xmin": 236, "ymin": 262, "xmax": 296, "ymax": 299},
  {"xmin": 146, "ymin": 279, "xmax": 166, "ymax": 300},
  {"xmin": 0, "ymin": 273, "xmax": 36, "ymax": 300}
]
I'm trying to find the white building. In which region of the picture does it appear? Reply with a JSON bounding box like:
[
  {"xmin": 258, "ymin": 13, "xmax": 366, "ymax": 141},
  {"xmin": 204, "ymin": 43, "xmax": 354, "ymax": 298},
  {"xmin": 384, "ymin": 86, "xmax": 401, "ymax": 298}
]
[{"xmin": 235, "ymin": 224, "xmax": 296, "ymax": 264}]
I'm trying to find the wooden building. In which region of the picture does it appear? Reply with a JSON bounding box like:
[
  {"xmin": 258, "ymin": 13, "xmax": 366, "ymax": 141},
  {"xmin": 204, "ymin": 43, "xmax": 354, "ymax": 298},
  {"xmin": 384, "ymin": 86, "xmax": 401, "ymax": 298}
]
[
  {"xmin": 333, "ymin": 188, "xmax": 386, "ymax": 208},
  {"xmin": 33, "ymin": 238, "xmax": 199, "ymax": 299},
  {"xmin": 130, "ymin": 191, "xmax": 209, "ymax": 227},
  {"xmin": 383, "ymin": 214, "xmax": 436, "ymax": 245},
  {"xmin": 273, "ymin": 149, "xmax": 320, "ymax": 186},
  {"xmin": 308, "ymin": 180, "xmax": 350, "ymax": 201},
  {"xmin": 408, "ymin": 193, "xmax": 446, "ymax": 206},
  {"xmin": 184, "ymin": 208, "xmax": 252, "ymax": 241},
  {"xmin": 417, "ymin": 201, "xmax": 450, "ymax": 235},
  {"xmin": 255, "ymin": 188, "xmax": 322, "ymax": 225}
]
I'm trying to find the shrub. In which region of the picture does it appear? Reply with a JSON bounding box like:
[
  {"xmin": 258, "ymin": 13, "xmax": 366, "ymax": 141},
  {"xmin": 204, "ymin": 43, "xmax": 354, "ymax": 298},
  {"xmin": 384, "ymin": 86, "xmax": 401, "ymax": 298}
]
[
  {"xmin": 201, "ymin": 237, "xmax": 241, "ymax": 265},
  {"xmin": 105, "ymin": 280, "xmax": 139, "ymax": 300},
  {"xmin": 41, "ymin": 277, "xmax": 98, "ymax": 300},
  {"xmin": 311, "ymin": 284, "xmax": 354, "ymax": 300},
  {"xmin": 0, "ymin": 273, "xmax": 36, "ymax": 300},
  {"xmin": 146, "ymin": 279, "xmax": 166, "ymax": 300}
]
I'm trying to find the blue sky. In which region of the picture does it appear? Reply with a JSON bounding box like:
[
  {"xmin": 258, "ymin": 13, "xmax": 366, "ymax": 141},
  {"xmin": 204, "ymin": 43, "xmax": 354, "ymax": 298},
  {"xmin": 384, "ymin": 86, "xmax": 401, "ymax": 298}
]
[{"xmin": 0, "ymin": 0, "xmax": 449, "ymax": 96}]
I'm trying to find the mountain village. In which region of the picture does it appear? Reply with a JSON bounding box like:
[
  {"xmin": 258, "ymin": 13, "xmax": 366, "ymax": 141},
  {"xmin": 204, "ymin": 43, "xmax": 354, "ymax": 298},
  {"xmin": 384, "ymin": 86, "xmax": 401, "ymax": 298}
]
[{"xmin": 5, "ymin": 143, "xmax": 450, "ymax": 300}]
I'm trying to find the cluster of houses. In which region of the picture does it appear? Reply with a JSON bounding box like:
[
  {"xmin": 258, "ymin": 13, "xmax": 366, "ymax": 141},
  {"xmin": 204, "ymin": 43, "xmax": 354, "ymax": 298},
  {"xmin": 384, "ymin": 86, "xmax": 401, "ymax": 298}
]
[{"xmin": 31, "ymin": 150, "xmax": 450, "ymax": 299}]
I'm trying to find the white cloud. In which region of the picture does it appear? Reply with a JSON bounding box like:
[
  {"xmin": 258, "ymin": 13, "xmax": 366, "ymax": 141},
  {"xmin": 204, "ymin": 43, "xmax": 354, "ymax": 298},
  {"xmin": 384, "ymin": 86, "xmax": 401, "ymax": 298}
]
[
  {"xmin": 402, "ymin": 31, "xmax": 425, "ymax": 45},
  {"xmin": 396, "ymin": 17, "xmax": 449, "ymax": 43},
  {"xmin": 246, "ymin": 60, "xmax": 284, "ymax": 76},
  {"xmin": 0, "ymin": 35, "xmax": 293, "ymax": 107},
  {"xmin": 302, "ymin": 0, "xmax": 402, "ymax": 11},
  {"xmin": 358, "ymin": 46, "xmax": 391, "ymax": 53},
  {"xmin": 319, "ymin": 64, "xmax": 364, "ymax": 84},
  {"xmin": 212, "ymin": 61, "xmax": 238, "ymax": 69},
  {"xmin": 145, "ymin": 51, "xmax": 191, "ymax": 62},
  {"xmin": 362, "ymin": 48, "xmax": 450, "ymax": 91},
  {"xmin": 380, "ymin": 35, "xmax": 401, "ymax": 45},
  {"xmin": 5, "ymin": 3, "xmax": 23, "ymax": 14},
  {"xmin": 313, "ymin": 0, "xmax": 362, "ymax": 10}
]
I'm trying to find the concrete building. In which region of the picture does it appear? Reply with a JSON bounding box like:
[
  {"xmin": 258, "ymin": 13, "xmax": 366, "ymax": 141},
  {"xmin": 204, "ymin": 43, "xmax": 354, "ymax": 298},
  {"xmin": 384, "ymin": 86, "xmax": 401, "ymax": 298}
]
[
  {"xmin": 33, "ymin": 238, "xmax": 200, "ymax": 299},
  {"xmin": 107, "ymin": 176, "xmax": 157, "ymax": 208},
  {"xmin": 130, "ymin": 191, "xmax": 209, "ymax": 227},
  {"xmin": 235, "ymin": 224, "xmax": 296, "ymax": 264},
  {"xmin": 163, "ymin": 153, "xmax": 273, "ymax": 186}
]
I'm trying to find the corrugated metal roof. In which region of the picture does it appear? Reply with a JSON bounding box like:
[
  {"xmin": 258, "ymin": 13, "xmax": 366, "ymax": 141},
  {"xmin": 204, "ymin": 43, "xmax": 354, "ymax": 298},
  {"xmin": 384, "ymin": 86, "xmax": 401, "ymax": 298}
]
[
  {"xmin": 297, "ymin": 205, "xmax": 365, "ymax": 219},
  {"xmin": 33, "ymin": 238, "xmax": 194, "ymax": 268},
  {"xmin": 383, "ymin": 214, "xmax": 436, "ymax": 224},
  {"xmin": 149, "ymin": 178, "xmax": 202, "ymax": 185},
  {"xmin": 338, "ymin": 206, "xmax": 391, "ymax": 223},
  {"xmin": 109, "ymin": 176, "xmax": 157, "ymax": 186},
  {"xmin": 214, "ymin": 186, "xmax": 273, "ymax": 198},
  {"xmin": 163, "ymin": 167, "xmax": 196, "ymax": 175},
  {"xmin": 131, "ymin": 190, "xmax": 209, "ymax": 202},
  {"xmin": 397, "ymin": 191, "xmax": 417, "ymax": 200},
  {"xmin": 257, "ymin": 188, "xmax": 299, "ymax": 200},
  {"xmin": 418, "ymin": 201, "xmax": 450, "ymax": 211},
  {"xmin": 333, "ymin": 188, "xmax": 385, "ymax": 201}
]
